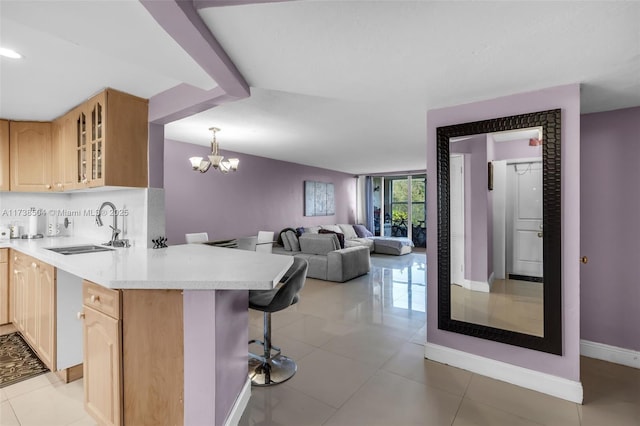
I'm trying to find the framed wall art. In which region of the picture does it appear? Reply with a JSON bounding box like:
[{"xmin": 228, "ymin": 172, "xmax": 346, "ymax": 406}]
[{"xmin": 304, "ymin": 181, "xmax": 335, "ymax": 216}]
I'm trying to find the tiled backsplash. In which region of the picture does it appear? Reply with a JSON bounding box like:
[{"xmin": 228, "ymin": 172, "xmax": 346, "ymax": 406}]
[{"xmin": 0, "ymin": 188, "xmax": 165, "ymax": 248}]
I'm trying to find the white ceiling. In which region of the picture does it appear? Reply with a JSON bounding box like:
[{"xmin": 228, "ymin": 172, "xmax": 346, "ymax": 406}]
[{"xmin": 2, "ymin": 1, "xmax": 640, "ymax": 174}]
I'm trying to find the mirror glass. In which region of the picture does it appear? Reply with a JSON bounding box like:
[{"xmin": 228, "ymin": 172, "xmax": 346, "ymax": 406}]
[
  {"xmin": 437, "ymin": 110, "xmax": 562, "ymax": 355},
  {"xmin": 449, "ymin": 128, "xmax": 544, "ymax": 337}
]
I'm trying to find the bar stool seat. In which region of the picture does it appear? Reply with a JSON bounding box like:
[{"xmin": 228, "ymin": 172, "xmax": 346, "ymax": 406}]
[{"xmin": 248, "ymin": 257, "xmax": 308, "ymax": 386}]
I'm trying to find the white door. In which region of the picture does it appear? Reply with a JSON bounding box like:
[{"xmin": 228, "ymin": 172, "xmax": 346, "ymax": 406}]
[
  {"xmin": 450, "ymin": 155, "xmax": 465, "ymax": 286},
  {"xmin": 507, "ymin": 162, "xmax": 543, "ymax": 278}
]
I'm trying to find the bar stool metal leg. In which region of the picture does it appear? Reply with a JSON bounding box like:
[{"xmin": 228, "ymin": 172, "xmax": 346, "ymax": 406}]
[{"xmin": 248, "ymin": 312, "xmax": 297, "ymax": 386}]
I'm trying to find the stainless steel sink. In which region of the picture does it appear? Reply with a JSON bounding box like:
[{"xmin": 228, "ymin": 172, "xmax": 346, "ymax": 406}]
[{"xmin": 46, "ymin": 245, "xmax": 115, "ymax": 255}]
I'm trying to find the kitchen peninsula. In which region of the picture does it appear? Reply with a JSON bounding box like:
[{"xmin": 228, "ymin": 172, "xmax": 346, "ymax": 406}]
[{"xmin": 1, "ymin": 238, "xmax": 294, "ymax": 426}]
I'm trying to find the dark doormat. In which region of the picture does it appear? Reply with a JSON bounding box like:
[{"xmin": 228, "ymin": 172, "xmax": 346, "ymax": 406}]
[{"xmin": 0, "ymin": 332, "xmax": 49, "ymax": 388}]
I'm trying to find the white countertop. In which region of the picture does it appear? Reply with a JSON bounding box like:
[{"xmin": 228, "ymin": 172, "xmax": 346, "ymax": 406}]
[{"xmin": 0, "ymin": 237, "xmax": 293, "ymax": 290}]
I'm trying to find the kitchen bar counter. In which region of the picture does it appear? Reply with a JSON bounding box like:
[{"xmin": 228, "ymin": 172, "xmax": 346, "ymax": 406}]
[
  {"xmin": 1, "ymin": 237, "xmax": 293, "ymax": 290},
  {"xmin": 2, "ymin": 236, "xmax": 293, "ymax": 426}
]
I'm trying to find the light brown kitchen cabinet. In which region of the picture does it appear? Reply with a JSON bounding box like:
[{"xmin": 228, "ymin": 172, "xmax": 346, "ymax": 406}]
[
  {"xmin": 81, "ymin": 280, "xmax": 184, "ymax": 426},
  {"xmin": 35, "ymin": 260, "xmax": 56, "ymax": 370},
  {"xmin": 0, "ymin": 120, "xmax": 9, "ymax": 191},
  {"xmin": 75, "ymin": 89, "xmax": 148, "ymax": 189},
  {"xmin": 0, "ymin": 249, "xmax": 8, "ymax": 324},
  {"xmin": 52, "ymin": 110, "xmax": 78, "ymax": 191},
  {"xmin": 10, "ymin": 251, "xmax": 28, "ymax": 330},
  {"xmin": 83, "ymin": 281, "xmax": 122, "ymax": 426},
  {"xmin": 9, "ymin": 250, "xmax": 57, "ymax": 371},
  {"xmin": 9, "ymin": 121, "xmax": 53, "ymax": 192}
]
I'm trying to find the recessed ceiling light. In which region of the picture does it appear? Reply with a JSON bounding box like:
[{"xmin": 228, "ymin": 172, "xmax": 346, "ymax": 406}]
[{"xmin": 0, "ymin": 47, "xmax": 22, "ymax": 59}]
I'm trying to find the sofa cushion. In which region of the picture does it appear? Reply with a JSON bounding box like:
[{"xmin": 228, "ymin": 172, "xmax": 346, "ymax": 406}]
[
  {"xmin": 353, "ymin": 224, "xmax": 374, "ymax": 238},
  {"xmin": 370, "ymin": 236, "xmax": 414, "ymax": 255},
  {"xmin": 299, "ymin": 233, "xmax": 340, "ymax": 255},
  {"xmin": 345, "ymin": 237, "xmax": 374, "ymax": 252},
  {"xmin": 281, "ymin": 231, "xmax": 292, "ymax": 251},
  {"xmin": 321, "ymin": 224, "xmax": 343, "ymax": 234},
  {"xmin": 318, "ymin": 229, "xmax": 345, "ymax": 248},
  {"xmin": 338, "ymin": 224, "xmax": 358, "ymax": 240},
  {"xmin": 286, "ymin": 230, "xmax": 300, "ymax": 251}
]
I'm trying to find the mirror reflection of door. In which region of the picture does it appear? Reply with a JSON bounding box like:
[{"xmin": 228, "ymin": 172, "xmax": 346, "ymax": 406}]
[
  {"xmin": 507, "ymin": 162, "xmax": 543, "ymax": 280},
  {"xmin": 450, "ymin": 155, "xmax": 465, "ymax": 286}
]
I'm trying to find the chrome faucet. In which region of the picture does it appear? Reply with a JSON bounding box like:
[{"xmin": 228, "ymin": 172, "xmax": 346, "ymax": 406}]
[{"xmin": 96, "ymin": 201, "xmax": 129, "ymax": 247}]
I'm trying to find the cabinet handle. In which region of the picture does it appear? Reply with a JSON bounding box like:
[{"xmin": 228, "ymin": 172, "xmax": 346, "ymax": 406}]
[
  {"xmin": 77, "ymin": 312, "xmax": 85, "ymax": 320},
  {"xmin": 31, "ymin": 262, "xmax": 38, "ymax": 269},
  {"xmin": 14, "ymin": 256, "xmax": 18, "ymax": 261},
  {"xmin": 13, "ymin": 270, "xmax": 18, "ymax": 275},
  {"xmin": 90, "ymin": 295, "xmax": 100, "ymax": 303},
  {"xmin": 56, "ymin": 183, "xmax": 63, "ymax": 189},
  {"xmin": 45, "ymin": 184, "xmax": 52, "ymax": 190}
]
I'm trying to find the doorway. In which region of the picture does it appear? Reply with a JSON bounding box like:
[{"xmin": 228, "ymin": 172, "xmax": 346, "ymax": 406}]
[{"xmin": 371, "ymin": 174, "xmax": 426, "ymax": 247}]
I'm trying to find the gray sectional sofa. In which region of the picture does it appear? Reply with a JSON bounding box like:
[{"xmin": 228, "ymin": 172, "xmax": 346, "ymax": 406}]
[
  {"xmin": 273, "ymin": 233, "xmax": 371, "ymax": 282},
  {"xmin": 297, "ymin": 224, "xmax": 414, "ymax": 256},
  {"xmin": 272, "ymin": 224, "xmax": 414, "ymax": 283}
]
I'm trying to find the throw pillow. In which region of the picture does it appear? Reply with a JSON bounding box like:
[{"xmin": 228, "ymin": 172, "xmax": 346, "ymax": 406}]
[
  {"xmin": 353, "ymin": 224, "xmax": 374, "ymax": 238},
  {"xmin": 338, "ymin": 224, "xmax": 358, "ymax": 240},
  {"xmin": 318, "ymin": 229, "xmax": 345, "ymax": 248},
  {"xmin": 285, "ymin": 230, "xmax": 300, "ymax": 251},
  {"xmin": 321, "ymin": 224, "xmax": 343, "ymax": 234},
  {"xmin": 281, "ymin": 231, "xmax": 292, "ymax": 251},
  {"xmin": 306, "ymin": 226, "xmax": 321, "ymax": 234}
]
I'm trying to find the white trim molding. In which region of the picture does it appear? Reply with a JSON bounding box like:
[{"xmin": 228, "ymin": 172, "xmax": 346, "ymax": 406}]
[
  {"xmin": 580, "ymin": 340, "xmax": 640, "ymax": 369},
  {"xmin": 425, "ymin": 343, "xmax": 583, "ymax": 403},
  {"xmin": 224, "ymin": 378, "xmax": 251, "ymax": 426}
]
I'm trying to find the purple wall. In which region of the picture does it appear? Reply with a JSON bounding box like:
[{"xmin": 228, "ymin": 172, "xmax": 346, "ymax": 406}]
[
  {"xmin": 580, "ymin": 106, "xmax": 640, "ymax": 351},
  {"xmin": 494, "ymin": 138, "xmax": 543, "ymax": 161},
  {"xmin": 215, "ymin": 290, "xmax": 249, "ymax": 426},
  {"xmin": 164, "ymin": 139, "xmax": 356, "ymax": 244},
  {"xmin": 183, "ymin": 290, "xmax": 249, "ymax": 426},
  {"xmin": 148, "ymin": 123, "xmax": 165, "ymax": 188},
  {"xmin": 427, "ymin": 84, "xmax": 581, "ymax": 381}
]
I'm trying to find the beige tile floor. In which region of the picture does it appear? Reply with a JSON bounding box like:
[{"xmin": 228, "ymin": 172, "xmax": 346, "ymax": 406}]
[
  {"xmin": 451, "ymin": 278, "xmax": 544, "ymax": 337},
  {"xmin": 1, "ymin": 252, "xmax": 638, "ymax": 425}
]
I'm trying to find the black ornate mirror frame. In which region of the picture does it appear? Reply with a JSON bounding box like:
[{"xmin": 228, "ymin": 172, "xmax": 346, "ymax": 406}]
[{"xmin": 437, "ymin": 109, "xmax": 562, "ymax": 355}]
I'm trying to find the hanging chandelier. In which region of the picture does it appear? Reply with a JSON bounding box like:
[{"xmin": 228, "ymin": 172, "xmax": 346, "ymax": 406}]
[{"xmin": 189, "ymin": 127, "xmax": 239, "ymax": 174}]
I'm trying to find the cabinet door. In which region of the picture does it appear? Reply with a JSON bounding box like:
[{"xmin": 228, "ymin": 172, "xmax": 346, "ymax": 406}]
[
  {"xmin": 83, "ymin": 306, "xmax": 122, "ymax": 426},
  {"xmin": 24, "ymin": 260, "xmax": 39, "ymax": 348},
  {"xmin": 9, "ymin": 121, "xmax": 53, "ymax": 191},
  {"xmin": 10, "ymin": 252, "xmax": 28, "ymax": 333},
  {"xmin": 0, "ymin": 249, "xmax": 8, "ymax": 324},
  {"xmin": 0, "ymin": 120, "xmax": 8, "ymax": 191},
  {"xmin": 88, "ymin": 92, "xmax": 105, "ymax": 188},
  {"xmin": 75, "ymin": 108, "xmax": 90, "ymax": 188},
  {"xmin": 52, "ymin": 112, "xmax": 77, "ymax": 191},
  {"xmin": 36, "ymin": 261, "xmax": 56, "ymax": 371}
]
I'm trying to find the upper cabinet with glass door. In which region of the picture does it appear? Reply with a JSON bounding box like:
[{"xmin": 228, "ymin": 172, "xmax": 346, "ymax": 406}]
[{"xmin": 75, "ymin": 89, "xmax": 148, "ymax": 189}]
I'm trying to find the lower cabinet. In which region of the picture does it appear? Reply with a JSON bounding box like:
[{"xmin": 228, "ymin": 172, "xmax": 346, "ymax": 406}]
[
  {"xmin": 9, "ymin": 250, "xmax": 56, "ymax": 371},
  {"xmin": 0, "ymin": 249, "xmax": 8, "ymax": 324},
  {"xmin": 81, "ymin": 280, "xmax": 184, "ymax": 426},
  {"xmin": 83, "ymin": 281, "xmax": 122, "ymax": 426}
]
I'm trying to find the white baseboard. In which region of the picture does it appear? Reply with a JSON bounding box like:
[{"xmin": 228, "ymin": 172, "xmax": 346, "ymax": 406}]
[
  {"xmin": 580, "ymin": 340, "xmax": 640, "ymax": 369},
  {"xmin": 224, "ymin": 378, "xmax": 251, "ymax": 426},
  {"xmin": 424, "ymin": 343, "xmax": 583, "ymax": 403},
  {"xmin": 468, "ymin": 279, "xmax": 490, "ymax": 292}
]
